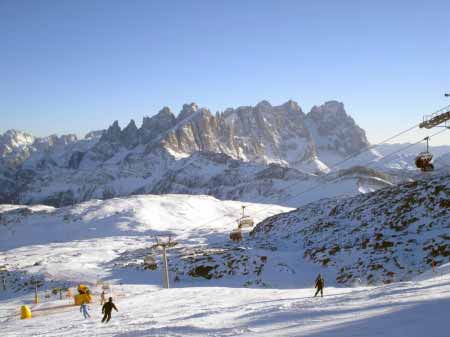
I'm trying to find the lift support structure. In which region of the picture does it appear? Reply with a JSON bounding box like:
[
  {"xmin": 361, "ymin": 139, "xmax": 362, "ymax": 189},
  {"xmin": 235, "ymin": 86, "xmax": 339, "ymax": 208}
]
[{"xmin": 419, "ymin": 104, "xmax": 450, "ymax": 129}]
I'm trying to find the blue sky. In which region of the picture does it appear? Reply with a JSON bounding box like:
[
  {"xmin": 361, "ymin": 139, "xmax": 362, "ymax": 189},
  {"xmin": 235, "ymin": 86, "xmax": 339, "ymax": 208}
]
[{"xmin": 1, "ymin": 0, "xmax": 450, "ymax": 145}]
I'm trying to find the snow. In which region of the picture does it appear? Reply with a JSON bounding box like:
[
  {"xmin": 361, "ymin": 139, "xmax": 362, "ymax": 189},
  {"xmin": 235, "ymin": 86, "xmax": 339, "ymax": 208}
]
[
  {"xmin": 2, "ymin": 192, "xmax": 450, "ymax": 336},
  {"xmin": 0, "ymin": 194, "xmax": 291, "ymax": 281},
  {"xmin": 3, "ymin": 269, "xmax": 450, "ymax": 336}
]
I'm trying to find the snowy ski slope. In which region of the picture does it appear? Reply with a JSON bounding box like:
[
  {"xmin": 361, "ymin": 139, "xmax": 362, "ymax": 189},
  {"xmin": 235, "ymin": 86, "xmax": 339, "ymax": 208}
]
[
  {"xmin": 1, "ymin": 193, "xmax": 450, "ymax": 336},
  {"xmin": 2, "ymin": 266, "xmax": 450, "ymax": 336}
]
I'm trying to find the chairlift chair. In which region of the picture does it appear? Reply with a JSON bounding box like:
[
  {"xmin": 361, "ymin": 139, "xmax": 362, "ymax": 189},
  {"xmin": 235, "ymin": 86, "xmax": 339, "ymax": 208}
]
[
  {"xmin": 144, "ymin": 255, "xmax": 157, "ymax": 270},
  {"xmin": 237, "ymin": 205, "xmax": 254, "ymax": 229},
  {"xmin": 415, "ymin": 137, "xmax": 434, "ymax": 172},
  {"xmin": 229, "ymin": 228, "xmax": 243, "ymax": 242}
]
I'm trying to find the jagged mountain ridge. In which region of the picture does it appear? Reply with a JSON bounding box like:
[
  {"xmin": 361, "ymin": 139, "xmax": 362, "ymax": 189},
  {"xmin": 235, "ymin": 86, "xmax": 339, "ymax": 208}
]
[
  {"xmin": 0, "ymin": 100, "xmax": 387, "ymax": 206},
  {"xmin": 94, "ymin": 100, "xmax": 373, "ymax": 171}
]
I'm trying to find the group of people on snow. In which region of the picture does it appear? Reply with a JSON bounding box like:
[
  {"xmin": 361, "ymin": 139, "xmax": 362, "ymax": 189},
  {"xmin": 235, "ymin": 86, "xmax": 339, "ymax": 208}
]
[
  {"xmin": 79, "ymin": 291, "xmax": 118, "ymax": 323},
  {"xmin": 78, "ymin": 275, "xmax": 324, "ymax": 322}
]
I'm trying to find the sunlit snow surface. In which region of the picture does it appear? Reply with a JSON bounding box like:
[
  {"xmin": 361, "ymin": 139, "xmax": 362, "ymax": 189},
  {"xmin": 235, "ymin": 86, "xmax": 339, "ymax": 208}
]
[
  {"xmin": 1, "ymin": 194, "xmax": 449, "ymax": 336},
  {"xmin": 2, "ymin": 270, "xmax": 450, "ymax": 336},
  {"xmin": 0, "ymin": 195, "xmax": 291, "ymax": 282}
]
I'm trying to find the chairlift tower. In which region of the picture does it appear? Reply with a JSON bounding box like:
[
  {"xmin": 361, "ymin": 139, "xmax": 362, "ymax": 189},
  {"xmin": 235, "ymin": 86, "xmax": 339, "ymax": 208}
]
[
  {"xmin": 150, "ymin": 235, "xmax": 177, "ymax": 289},
  {"xmin": 419, "ymin": 93, "xmax": 450, "ymax": 129},
  {"xmin": 415, "ymin": 93, "xmax": 450, "ymax": 171}
]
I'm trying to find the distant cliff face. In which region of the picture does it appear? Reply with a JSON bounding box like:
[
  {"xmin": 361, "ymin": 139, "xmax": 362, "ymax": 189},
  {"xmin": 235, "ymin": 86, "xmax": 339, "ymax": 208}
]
[
  {"xmin": 0, "ymin": 99, "xmax": 383, "ymax": 206},
  {"xmin": 307, "ymin": 101, "xmax": 368, "ymax": 156},
  {"xmin": 92, "ymin": 99, "xmax": 371, "ymax": 172}
]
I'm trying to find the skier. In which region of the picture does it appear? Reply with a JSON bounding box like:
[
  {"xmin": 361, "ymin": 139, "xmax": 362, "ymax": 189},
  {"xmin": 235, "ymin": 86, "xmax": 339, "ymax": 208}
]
[
  {"xmin": 314, "ymin": 274, "xmax": 324, "ymax": 297},
  {"xmin": 100, "ymin": 291, "xmax": 106, "ymax": 305},
  {"xmin": 80, "ymin": 301, "xmax": 90, "ymax": 319},
  {"xmin": 101, "ymin": 297, "xmax": 118, "ymax": 323}
]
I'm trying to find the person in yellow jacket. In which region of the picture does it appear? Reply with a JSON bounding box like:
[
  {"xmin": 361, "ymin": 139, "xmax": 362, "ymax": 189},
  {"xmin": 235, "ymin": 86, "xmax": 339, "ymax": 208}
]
[{"xmin": 80, "ymin": 301, "xmax": 90, "ymax": 319}]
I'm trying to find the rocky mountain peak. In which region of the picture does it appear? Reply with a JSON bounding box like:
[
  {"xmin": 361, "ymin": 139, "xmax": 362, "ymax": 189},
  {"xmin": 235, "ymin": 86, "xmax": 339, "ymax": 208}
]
[
  {"xmin": 121, "ymin": 119, "xmax": 139, "ymax": 148},
  {"xmin": 150, "ymin": 99, "xmax": 373, "ymax": 172},
  {"xmin": 140, "ymin": 107, "xmax": 176, "ymax": 144},
  {"xmin": 33, "ymin": 134, "xmax": 78, "ymax": 151},
  {"xmin": 305, "ymin": 101, "xmax": 369, "ymax": 159},
  {"xmin": 255, "ymin": 100, "xmax": 273, "ymax": 111},
  {"xmin": 158, "ymin": 106, "xmax": 174, "ymax": 117},
  {"xmin": 282, "ymin": 100, "xmax": 302, "ymax": 114},
  {"xmin": 0, "ymin": 130, "xmax": 35, "ymax": 156},
  {"xmin": 309, "ymin": 101, "xmax": 347, "ymax": 120},
  {"xmin": 84, "ymin": 130, "xmax": 105, "ymax": 140},
  {"xmin": 100, "ymin": 120, "xmax": 122, "ymax": 143},
  {"xmin": 177, "ymin": 103, "xmax": 199, "ymax": 122}
]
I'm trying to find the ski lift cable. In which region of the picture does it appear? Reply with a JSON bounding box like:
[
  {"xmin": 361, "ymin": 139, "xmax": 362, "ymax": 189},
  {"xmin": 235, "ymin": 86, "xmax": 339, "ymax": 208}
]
[
  {"xmin": 371, "ymin": 129, "xmax": 447, "ymax": 164},
  {"xmin": 331, "ymin": 124, "xmax": 419, "ymax": 170},
  {"xmin": 179, "ymin": 123, "xmax": 423, "ymax": 230},
  {"xmin": 261, "ymin": 125, "xmax": 445, "ymax": 208},
  {"xmin": 245, "ymin": 127, "xmax": 449, "ymax": 220}
]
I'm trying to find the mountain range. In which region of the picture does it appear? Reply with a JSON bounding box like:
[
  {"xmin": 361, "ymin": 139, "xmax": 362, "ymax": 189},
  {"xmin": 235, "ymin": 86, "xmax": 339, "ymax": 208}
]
[{"xmin": 1, "ymin": 99, "xmax": 444, "ymax": 207}]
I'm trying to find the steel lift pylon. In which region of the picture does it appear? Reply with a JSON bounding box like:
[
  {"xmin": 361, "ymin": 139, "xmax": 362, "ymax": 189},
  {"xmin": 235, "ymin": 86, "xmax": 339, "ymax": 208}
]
[{"xmin": 419, "ymin": 105, "xmax": 450, "ymax": 129}]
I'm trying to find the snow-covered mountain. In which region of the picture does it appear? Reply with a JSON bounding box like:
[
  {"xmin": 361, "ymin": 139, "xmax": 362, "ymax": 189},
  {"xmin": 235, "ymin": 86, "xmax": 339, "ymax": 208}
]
[
  {"xmin": 0, "ymin": 100, "xmax": 391, "ymax": 206},
  {"xmin": 82, "ymin": 99, "xmax": 374, "ymax": 173}
]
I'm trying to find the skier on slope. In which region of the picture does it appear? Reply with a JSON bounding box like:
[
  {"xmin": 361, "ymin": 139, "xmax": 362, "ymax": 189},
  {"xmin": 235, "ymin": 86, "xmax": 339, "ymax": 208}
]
[
  {"xmin": 80, "ymin": 301, "xmax": 90, "ymax": 319},
  {"xmin": 100, "ymin": 290, "xmax": 106, "ymax": 305},
  {"xmin": 314, "ymin": 274, "xmax": 324, "ymax": 297},
  {"xmin": 101, "ymin": 297, "xmax": 118, "ymax": 323}
]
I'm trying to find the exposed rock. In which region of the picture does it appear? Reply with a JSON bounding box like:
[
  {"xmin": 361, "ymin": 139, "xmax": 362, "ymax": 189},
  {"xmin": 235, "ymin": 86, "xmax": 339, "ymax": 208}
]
[
  {"xmin": 306, "ymin": 101, "xmax": 369, "ymax": 157},
  {"xmin": 84, "ymin": 130, "xmax": 105, "ymax": 140},
  {"xmin": 139, "ymin": 107, "xmax": 176, "ymax": 144},
  {"xmin": 100, "ymin": 120, "xmax": 121, "ymax": 143},
  {"xmin": 121, "ymin": 120, "xmax": 139, "ymax": 149},
  {"xmin": 177, "ymin": 103, "xmax": 199, "ymax": 122},
  {"xmin": 68, "ymin": 151, "xmax": 85, "ymax": 169}
]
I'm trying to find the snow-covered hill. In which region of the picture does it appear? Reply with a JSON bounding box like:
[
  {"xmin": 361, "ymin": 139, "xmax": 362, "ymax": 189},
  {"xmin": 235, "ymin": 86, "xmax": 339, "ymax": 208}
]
[
  {"xmin": 0, "ymin": 194, "xmax": 293, "ymax": 292},
  {"xmin": 2, "ymin": 169, "xmax": 447, "ymax": 295},
  {"xmin": 251, "ymin": 169, "xmax": 450, "ymax": 285}
]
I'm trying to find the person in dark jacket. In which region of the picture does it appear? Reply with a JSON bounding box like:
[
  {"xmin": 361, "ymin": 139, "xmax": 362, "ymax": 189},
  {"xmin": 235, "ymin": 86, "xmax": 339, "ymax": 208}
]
[
  {"xmin": 314, "ymin": 274, "xmax": 324, "ymax": 297},
  {"xmin": 101, "ymin": 297, "xmax": 118, "ymax": 323}
]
